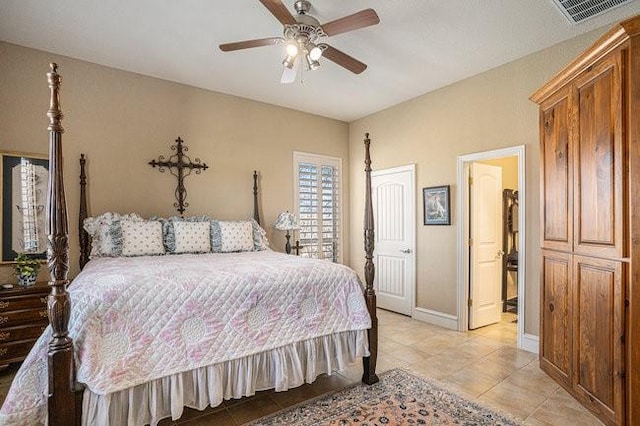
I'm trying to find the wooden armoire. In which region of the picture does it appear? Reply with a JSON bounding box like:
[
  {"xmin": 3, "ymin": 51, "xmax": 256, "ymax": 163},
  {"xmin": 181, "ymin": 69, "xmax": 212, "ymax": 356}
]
[
  {"xmin": 531, "ymin": 16, "xmax": 640, "ymax": 426},
  {"xmin": 531, "ymin": 15, "xmax": 640, "ymax": 426}
]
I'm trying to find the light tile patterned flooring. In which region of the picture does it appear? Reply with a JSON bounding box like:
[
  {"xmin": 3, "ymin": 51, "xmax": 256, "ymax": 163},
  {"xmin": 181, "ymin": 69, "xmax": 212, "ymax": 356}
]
[{"xmin": 0, "ymin": 310, "xmax": 603, "ymax": 425}]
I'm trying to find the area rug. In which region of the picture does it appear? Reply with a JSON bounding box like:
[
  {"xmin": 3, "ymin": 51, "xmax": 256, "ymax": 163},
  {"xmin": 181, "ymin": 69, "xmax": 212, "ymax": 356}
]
[{"xmin": 249, "ymin": 369, "xmax": 521, "ymax": 425}]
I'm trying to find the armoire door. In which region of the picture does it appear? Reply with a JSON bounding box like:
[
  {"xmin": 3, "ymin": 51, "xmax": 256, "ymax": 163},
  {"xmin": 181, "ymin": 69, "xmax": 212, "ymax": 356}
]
[
  {"xmin": 540, "ymin": 250, "xmax": 572, "ymax": 388},
  {"xmin": 540, "ymin": 87, "xmax": 572, "ymax": 253},
  {"xmin": 572, "ymin": 52, "xmax": 625, "ymax": 259},
  {"xmin": 573, "ymin": 255, "xmax": 625, "ymax": 426}
]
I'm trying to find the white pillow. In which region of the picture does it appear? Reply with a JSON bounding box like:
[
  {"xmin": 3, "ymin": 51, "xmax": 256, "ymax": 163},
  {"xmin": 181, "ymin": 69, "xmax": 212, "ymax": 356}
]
[
  {"xmin": 173, "ymin": 221, "xmax": 211, "ymax": 254},
  {"xmin": 219, "ymin": 221, "xmax": 254, "ymax": 252},
  {"xmin": 121, "ymin": 220, "xmax": 165, "ymax": 256}
]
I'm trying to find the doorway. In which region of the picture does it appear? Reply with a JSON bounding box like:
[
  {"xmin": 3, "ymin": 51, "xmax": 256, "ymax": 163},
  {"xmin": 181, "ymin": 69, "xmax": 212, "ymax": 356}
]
[
  {"xmin": 456, "ymin": 146, "xmax": 527, "ymax": 349},
  {"xmin": 371, "ymin": 164, "xmax": 416, "ymax": 316}
]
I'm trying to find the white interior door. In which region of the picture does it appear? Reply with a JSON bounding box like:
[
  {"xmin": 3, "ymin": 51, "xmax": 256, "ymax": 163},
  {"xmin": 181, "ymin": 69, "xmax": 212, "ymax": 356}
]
[
  {"xmin": 469, "ymin": 162, "xmax": 503, "ymax": 329},
  {"xmin": 372, "ymin": 165, "xmax": 415, "ymax": 316}
]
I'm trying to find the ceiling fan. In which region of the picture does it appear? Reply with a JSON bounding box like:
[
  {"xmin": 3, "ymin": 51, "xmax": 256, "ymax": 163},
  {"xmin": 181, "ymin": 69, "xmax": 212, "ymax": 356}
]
[{"xmin": 219, "ymin": 0, "xmax": 380, "ymax": 83}]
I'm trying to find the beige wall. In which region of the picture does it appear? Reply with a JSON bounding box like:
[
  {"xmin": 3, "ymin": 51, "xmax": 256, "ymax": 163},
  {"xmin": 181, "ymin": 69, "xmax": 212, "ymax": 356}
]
[
  {"xmin": 0, "ymin": 41, "xmax": 350, "ymax": 282},
  {"xmin": 349, "ymin": 28, "xmax": 606, "ymax": 336}
]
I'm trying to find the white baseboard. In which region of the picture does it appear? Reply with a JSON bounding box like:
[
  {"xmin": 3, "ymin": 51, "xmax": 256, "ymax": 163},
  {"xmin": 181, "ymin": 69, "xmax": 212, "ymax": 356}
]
[
  {"xmin": 412, "ymin": 307, "xmax": 458, "ymax": 330},
  {"xmin": 521, "ymin": 333, "xmax": 539, "ymax": 354}
]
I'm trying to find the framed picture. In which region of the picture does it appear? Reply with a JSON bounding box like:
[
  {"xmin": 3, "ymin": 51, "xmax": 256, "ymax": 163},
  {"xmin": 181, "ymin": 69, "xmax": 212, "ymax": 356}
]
[
  {"xmin": 1, "ymin": 152, "xmax": 49, "ymax": 263},
  {"xmin": 423, "ymin": 185, "xmax": 451, "ymax": 225}
]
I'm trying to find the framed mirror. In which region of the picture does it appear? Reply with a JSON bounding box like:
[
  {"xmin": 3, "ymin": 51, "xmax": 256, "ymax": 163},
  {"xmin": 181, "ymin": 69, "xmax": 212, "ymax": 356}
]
[{"xmin": 1, "ymin": 152, "xmax": 49, "ymax": 263}]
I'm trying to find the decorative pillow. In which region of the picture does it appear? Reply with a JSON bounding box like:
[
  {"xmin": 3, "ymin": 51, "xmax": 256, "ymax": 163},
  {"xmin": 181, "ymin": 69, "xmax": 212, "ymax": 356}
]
[
  {"xmin": 173, "ymin": 221, "xmax": 211, "ymax": 254},
  {"xmin": 121, "ymin": 220, "xmax": 165, "ymax": 257},
  {"xmin": 250, "ymin": 219, "xmax": 270, "ymax": 251},
  {"xmin": 83, "ymin": 212, "xmax": 143, "ymax": 258},
  {"xmin": 217, "ymin": 221, "xmax": 254, "ymax": 253},
  {"xmin": 162, "ymin": 216, "xmax": 211, "ymax": 254}
]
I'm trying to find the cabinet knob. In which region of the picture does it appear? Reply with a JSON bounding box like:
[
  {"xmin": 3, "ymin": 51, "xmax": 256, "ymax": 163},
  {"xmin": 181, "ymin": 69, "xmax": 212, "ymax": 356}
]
[
  {"xmin": 0, "ymin": 348, "xmax": 7, "ymax": 357},
  {"xmin": 0, "ymin": 316, "xmax": 7, "ymax": 325},
  {"xmin": 549, "ymin": 303, "xmax": 555, "ymax": 312},
  {"xmin": 40, "ymin": 297, "xmax": 48, "ymax": 305},
  {"xmin": 0, "ymin": 301, "xmax": 8, "ymax": 309},
  {"xmin": 39, "ymin": 311, "xmax": 48, "ymax": 319},
  {"xmin": 0, "ymin": 331, "xmax": 9, "ymax": 341}
]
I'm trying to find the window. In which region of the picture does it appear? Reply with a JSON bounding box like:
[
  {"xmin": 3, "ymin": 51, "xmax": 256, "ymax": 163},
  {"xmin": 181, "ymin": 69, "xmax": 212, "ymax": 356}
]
[{"xmin": 294, "ymin": 152, "xmax": 341, "ymax": 262}]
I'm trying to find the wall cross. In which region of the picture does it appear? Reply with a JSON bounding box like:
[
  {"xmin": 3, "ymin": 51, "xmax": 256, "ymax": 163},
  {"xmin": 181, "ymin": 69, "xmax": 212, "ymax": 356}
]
[{"xmin": 148, "ymin": 137, "xmax": 209, "ymax": 216}]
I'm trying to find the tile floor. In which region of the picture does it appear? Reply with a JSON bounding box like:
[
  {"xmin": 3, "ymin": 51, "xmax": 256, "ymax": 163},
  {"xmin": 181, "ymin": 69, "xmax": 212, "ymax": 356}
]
[{"xmin": 0, "ymin": 310, "xmax": 603, "ymax": 425}]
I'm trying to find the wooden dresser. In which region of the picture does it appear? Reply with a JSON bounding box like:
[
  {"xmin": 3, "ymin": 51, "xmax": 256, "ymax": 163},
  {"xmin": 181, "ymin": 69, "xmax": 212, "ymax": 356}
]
[
  {"xmin": 0, "ymin": 282, "xmax": 49, "ymax": 367},
  {"xmin": 530, "ymin": 15, "xmax": 640, "ymax": 426}
]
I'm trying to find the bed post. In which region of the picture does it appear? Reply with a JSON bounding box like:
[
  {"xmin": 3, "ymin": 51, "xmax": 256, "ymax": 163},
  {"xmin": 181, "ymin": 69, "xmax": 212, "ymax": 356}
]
[
  {"xmin": 79, "ymin": 154, "xmax": 89, "ymax": 270},
  {"xmin": 253, "ymin": 170, "xmax": 260, "ymax": 225},
  {"xmin": 45, "ymin": 63, "xmax": 82, "ymax": 425},
  {"xmin": 362, "ymin": 133, "xmax": 379, "ymax": 385}
]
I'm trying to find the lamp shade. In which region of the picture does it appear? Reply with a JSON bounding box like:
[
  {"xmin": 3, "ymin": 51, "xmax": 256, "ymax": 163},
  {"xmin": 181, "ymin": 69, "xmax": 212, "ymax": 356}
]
[{"xmin": 274, "ymin": 211, "xmax": 299, "ymax": 231}]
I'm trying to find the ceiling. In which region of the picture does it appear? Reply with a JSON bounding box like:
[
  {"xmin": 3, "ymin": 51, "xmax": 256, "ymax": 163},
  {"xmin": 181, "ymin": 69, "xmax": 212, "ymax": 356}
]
[{"xmin": 1, "ymin": 1, "xmax": 640, "ymax": 122}]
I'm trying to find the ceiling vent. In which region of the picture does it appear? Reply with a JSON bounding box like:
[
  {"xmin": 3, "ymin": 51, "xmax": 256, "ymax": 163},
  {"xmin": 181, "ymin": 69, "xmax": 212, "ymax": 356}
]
[{"xmin": 551, "ymin": 0, "xmax": 635, "ymax": 24}]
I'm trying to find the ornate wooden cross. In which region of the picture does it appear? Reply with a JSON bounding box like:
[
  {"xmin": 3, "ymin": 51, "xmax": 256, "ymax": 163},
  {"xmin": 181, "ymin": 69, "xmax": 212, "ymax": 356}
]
[{"xmin": 149, "ymin": 137, "xmax": 209, "ymax": 216}]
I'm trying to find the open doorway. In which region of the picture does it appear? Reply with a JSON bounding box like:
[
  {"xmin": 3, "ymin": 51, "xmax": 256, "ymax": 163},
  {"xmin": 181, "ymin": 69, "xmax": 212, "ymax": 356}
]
[{"xmin": 456, "ymin": 146, "xmax": 527, "ymax": 350}]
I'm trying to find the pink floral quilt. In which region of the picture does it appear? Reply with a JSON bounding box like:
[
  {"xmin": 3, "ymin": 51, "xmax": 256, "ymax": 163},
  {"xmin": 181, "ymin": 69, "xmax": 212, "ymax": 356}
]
[{"xmin": 0, "ymin": 251, "xmax": 371, "ymax": 424}]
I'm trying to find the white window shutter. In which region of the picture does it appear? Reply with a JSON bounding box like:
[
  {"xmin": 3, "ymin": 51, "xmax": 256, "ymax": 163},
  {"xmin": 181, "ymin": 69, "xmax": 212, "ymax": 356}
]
[{"xmin": 294, "ymin": 152, "xmax": 341, "ymax": 262}]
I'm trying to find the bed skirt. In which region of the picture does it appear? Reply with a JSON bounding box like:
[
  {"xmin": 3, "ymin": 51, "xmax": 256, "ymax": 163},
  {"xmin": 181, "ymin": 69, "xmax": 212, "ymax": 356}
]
[{"xmin": 81, "ymin": 329, "xmax": 369, "ymax": 426}]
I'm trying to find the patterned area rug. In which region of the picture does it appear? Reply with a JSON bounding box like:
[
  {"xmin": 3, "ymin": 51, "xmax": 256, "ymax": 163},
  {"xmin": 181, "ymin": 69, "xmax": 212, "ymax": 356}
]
[{"xmin": 250, "ymin": 369, "xmax": 521, "ymax": 425}]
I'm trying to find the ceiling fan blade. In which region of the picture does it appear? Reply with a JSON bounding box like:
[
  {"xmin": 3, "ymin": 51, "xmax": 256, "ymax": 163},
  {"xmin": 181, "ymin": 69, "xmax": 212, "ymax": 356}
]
[
  {"xmin": 219, "ymin": 37, "xmax": 284, "ymax": 52},
  {"xmin": 258, "ymin": 0, "xmax": 297, "ymax": 25},
  {"xmin": 321, "ymin": 45, "xmax": 367, "ymax": 74},
  {"xmin": 321, "ymin": 9, "xmax": 380, "ymax": 37}
]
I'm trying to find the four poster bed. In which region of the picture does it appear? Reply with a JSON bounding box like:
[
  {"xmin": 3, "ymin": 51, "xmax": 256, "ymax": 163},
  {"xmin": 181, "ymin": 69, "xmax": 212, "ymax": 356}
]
[{"xmin": 0, "ymin": 64, "xmax": 379, "ymax": 425}]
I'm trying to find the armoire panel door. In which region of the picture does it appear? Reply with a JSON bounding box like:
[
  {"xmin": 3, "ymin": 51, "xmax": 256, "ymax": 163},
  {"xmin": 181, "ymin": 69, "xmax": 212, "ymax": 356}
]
[
  {"xmin": 540, "ymin": 88, "xmax": 573, "ymax": 252},
  {"xmin": 573, "ymin": 255, "xmax": 625, "ymax": 425},
  {"xmin": 540, "ymin": 250, "xmax": 572, "ymax": 387},
  {"xmin": 573, "ymin": 52, "xmax": 625, "ymax": 259}
]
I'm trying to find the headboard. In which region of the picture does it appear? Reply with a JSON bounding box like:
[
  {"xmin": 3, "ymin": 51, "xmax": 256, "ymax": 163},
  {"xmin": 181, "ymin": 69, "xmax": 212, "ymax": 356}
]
[{"xmin": 77, "ymin": 157, "xmax": 262, "ymax": 270}]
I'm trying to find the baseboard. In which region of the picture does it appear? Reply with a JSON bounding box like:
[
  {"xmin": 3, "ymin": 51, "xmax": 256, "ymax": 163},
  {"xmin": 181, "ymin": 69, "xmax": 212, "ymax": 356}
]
[
  {"xmin": 412, "ymin": 307, "xmax": 458, "ymax": 330},
  {"xmin": 521, "ymin": 333, "xmax": 539, "ymax": 354}
]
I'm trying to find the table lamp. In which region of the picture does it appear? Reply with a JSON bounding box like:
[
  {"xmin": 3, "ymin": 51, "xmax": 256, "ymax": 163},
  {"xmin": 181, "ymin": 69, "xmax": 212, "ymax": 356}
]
[{"xmin": 274, "ymin": 211, "xmax": 299, "ymax": 254}]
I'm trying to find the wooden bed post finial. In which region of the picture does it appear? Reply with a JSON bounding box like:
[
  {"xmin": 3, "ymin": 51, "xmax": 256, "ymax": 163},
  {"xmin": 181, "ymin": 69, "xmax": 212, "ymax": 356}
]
[
  {"xmin": 362, "ymin": 132, "xmax": 379, "ymax": 385},
  {"xmin": 47, "ymin": 63, "xmax": 64, "ymax": 133},
  {"xmin": 45, "ymin": 63, "xmax": 82, "ymax": 425},
  {"xmin": 253, "ymin": 170, "xmax": 260, "ymax": 225}
]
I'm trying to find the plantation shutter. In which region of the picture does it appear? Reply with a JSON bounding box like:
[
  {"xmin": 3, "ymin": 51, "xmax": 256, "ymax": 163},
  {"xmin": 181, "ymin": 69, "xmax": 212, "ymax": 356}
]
[{"xmin": 294, "ymin": 153, "xmax": 341, "ymax": 262}]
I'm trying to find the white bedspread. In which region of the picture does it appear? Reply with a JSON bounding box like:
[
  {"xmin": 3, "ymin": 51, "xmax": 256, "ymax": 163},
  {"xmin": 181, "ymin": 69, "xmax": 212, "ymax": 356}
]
[{"xmin": 0, "ymin": 251, "xmax": 371, "ymax": 425}]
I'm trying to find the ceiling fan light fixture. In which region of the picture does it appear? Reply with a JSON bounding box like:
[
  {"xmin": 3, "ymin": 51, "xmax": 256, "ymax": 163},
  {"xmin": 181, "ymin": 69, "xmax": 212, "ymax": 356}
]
[
  {"xmin": 309, "ymin": 45, "xmax": 322, "ymax": 61},
  {"xmin": 283, "ymin": 55, "xmax": 296, "ymax": 69},
  {"xmin": 285, "ymin": 41, "xmax": 299, "ymax": 57},
  {"xmin": 306, "ymin": 54, "xmax": 320, "ymax": 71}
]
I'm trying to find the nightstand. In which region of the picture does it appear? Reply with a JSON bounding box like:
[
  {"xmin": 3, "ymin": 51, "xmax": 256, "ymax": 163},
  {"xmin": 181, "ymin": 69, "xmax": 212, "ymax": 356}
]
[{"xmin": 0, "ymin": 282, "xmax": 49, "ymax": 367}]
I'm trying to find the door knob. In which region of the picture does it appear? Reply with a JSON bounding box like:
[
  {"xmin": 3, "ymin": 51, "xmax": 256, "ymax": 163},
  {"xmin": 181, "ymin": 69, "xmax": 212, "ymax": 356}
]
[
  {"xmin": 400, "ymin": 248, "xmax": 412, "ymax": 254},
  {"xmin": 496, "ymin": 249, "xmax": 505, "ymax": 259}
]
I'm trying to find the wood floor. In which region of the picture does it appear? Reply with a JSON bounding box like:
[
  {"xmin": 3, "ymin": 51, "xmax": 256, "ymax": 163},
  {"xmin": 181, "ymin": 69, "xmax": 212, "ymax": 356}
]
[{"xmin": 0, "ymin": 309, "xmax": 602, "ymax": 425}]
